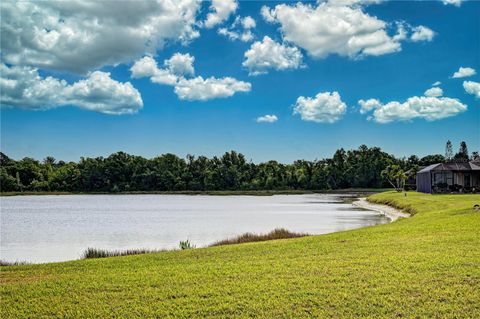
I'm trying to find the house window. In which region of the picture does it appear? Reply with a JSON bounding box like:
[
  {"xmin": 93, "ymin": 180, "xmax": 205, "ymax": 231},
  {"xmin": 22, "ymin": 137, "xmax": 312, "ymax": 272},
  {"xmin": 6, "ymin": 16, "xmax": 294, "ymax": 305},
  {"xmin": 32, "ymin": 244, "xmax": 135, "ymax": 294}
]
[
  {"xmin": 433, "ymin": 172, "xmax": 453, "ymax": 186},
  {"xmin": 445, "ymin": 172, "xmax": 453, "ymax": 185}
]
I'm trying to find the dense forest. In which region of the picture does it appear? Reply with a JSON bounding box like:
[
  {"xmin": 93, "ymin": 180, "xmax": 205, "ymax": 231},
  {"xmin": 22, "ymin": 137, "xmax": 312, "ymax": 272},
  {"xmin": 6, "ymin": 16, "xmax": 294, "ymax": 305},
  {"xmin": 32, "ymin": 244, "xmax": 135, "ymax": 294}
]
[{"xmin": 0, "ymin": 142, "xmax": 475, "ymax": 193}]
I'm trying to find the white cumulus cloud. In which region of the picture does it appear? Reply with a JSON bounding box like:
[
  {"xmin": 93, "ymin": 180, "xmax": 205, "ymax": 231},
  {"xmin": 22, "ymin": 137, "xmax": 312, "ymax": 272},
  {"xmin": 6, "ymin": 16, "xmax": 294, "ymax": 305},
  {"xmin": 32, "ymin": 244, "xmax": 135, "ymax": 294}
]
[
  {"xmin": 452, "ymin": 67, "xmax": 476, "ymax": 78},
  {"xmin": 358, "ymin": 95, "xmax": 467, "ymax": 123},
  {"xmin": 1, "ymin": 64, "xmax": 143, "ymax": 115},
  {"xmin": 411, "ymin": 26, "xmax": 435, "ymax": 42},
  {"xmin": 130, "ymin": 56, "xmax": 178, "ymax": 85},
  {"xmin": 432, "ymin": 81, "xmax": 442, "ymax": 86},
  {"xmin": 463, "ymin": 81, "xmax": 480, "ymax": 98},
  {"xmin": 242, "ymin": 16, "xmax": 256, "ymax": 29},
  {"xmin": 293, "ymin": 91, "xmax": 347, "ymax": 123},
  {"xmin": 424, "ymin": 87, "xmax": 443, "ymax": 97},
  {"xmin": 359, "ymin": 98, "xmax": 382, "ymax": 114},
  {"xmin": 174, "ymin": 76, "xmax": 251, "ymax": 101},
  {"xmin": 130, "ymin": 54, "xmax": 251, "ymax": 101},
  {"xmin": 261, "ymin": 2, "xmax": 405, "ymax": 59},
  {"xmin": 203, "ymin": 0, "xmax": 238, "ymax": 29},
  {"xmin": 256, "ymin": 115, "xmax": 278, "ymax": 123},
  {"xmin": 261, "ymin": 1, "xmax": 436, "ymax": 60},
  {"xmin": 217, "ymin": 16, "xmax": 256, "ymax": 42},
  {"xmin": 0, "ymin": 0, "xmax": 201, "ymax": 74},
  {"xmin": 130, "ymin": 56, "xmax": 160, "ymax": 79},
  {"xmin": 243, "ymin": 36, "xmax": 303, "ymax": 76},
  {"xmin": 130, "ymin": 53, "xmax": 195, "ymax": 85},
  {"xmin": 164, "ymin": 53, "xmax": 195, "ymax": 77},
  {"xmin": 260, "ymin": 5, "xmax": 276, "ymax": 23}
]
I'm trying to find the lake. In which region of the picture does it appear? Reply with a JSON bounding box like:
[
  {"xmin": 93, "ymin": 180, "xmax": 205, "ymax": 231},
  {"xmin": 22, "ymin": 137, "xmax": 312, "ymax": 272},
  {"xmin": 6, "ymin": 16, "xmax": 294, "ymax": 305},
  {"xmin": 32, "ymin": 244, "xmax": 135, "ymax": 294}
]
[{"xmin": 0, "ymin": 194, "xmax": 389, "ymax": 263}]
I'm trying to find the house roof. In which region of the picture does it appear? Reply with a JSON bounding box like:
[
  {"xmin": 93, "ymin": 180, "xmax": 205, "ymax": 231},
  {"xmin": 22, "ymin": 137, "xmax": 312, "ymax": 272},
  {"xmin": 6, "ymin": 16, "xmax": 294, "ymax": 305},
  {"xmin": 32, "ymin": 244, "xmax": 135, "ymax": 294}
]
[
  {"xmin": 418, "ymin": 163, "xmax": 441, "ymax": 173},
  {"xmin": 418, "ymin": 162, "xmax": 480, "ymax": 173}
]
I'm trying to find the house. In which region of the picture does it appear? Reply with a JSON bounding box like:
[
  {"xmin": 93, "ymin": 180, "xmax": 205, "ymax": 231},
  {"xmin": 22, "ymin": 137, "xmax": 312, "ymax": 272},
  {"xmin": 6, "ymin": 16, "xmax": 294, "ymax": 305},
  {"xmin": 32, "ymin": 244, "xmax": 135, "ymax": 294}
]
[{"xmin": 416, "ymin": 161, "xmax": 480, "ymax": 194}]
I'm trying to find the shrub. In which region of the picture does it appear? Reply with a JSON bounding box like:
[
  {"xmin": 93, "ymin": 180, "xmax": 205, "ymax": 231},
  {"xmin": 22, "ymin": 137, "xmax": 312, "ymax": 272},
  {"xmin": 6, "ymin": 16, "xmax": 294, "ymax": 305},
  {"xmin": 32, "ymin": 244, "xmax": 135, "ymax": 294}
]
[{"xmin": 179, "ymin": 240, "xmax": 196, "ymax": 250}]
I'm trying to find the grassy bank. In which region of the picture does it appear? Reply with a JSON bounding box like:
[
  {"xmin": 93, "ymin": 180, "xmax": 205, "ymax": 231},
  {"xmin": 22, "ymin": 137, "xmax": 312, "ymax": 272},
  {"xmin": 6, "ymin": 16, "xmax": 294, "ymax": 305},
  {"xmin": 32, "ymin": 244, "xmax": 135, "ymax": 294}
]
[
  {"xmin": 1, "ymin": 192, "xmax": 479, "ymax": 318},
  {"xmin": 0, "ymin": 188, "xmax": 390, "ymax": 197}
]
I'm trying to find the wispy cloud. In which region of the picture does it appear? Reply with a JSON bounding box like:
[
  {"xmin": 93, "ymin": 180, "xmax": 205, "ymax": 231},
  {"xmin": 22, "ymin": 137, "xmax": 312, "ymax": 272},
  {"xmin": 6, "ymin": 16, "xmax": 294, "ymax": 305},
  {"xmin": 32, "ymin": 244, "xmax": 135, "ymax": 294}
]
[{"xmin": 256, "ymin": 115, "xmax": 278, "ymax": 123}]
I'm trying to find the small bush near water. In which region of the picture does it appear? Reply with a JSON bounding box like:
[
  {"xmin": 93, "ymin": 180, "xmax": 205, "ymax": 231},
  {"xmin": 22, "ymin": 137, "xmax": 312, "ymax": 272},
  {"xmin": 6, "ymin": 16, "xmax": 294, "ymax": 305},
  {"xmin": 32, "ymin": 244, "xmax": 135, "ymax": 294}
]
[
  {"xmin": 179, "ymin": 240, "xmax": 196, "ymax": 250},
  {"xmin": 210, "ymin": 228, "xmax": 308, "ymax": 247}
]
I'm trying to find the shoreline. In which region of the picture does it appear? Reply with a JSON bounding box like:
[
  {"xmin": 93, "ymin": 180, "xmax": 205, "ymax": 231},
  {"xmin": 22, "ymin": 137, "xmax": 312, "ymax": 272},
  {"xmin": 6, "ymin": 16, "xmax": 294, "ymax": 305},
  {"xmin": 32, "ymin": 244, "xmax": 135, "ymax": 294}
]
[
  {"xmin": 0, "ymin": 189, "xmax": 390, "ymax": 197},
  {"xmin": 353, "ymin": 197, "xmax": 410, "ymax": 221}
]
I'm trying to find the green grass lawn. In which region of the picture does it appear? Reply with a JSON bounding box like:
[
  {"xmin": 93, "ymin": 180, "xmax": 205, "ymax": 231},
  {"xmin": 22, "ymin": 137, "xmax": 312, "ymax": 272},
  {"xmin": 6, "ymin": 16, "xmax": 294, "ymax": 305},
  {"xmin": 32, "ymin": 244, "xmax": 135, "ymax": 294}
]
[{"xmin": 1, "ymin": 192, "xmax": 479, "ymax": 318}]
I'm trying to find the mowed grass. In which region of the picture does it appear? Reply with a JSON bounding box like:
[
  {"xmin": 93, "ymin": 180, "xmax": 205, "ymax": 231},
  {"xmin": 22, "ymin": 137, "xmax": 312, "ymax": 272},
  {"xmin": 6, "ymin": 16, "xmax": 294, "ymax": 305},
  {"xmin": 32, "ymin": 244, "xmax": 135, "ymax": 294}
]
[{"xmin": 1, "ymin": 192, "xmax": 479, "ymax": 318}]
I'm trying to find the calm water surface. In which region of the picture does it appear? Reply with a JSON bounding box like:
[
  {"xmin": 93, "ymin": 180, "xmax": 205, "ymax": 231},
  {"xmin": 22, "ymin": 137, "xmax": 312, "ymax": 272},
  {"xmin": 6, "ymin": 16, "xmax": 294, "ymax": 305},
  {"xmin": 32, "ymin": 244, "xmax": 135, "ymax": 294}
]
[{"xmin": 0, "ymin": 194, "xmax": 388, "ymax": 263}]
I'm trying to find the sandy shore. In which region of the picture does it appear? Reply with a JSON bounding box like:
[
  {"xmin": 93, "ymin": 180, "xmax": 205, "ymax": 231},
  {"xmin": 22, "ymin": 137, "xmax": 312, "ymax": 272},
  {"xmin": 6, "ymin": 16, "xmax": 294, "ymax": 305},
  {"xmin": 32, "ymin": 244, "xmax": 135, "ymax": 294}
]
[{"xmin": 353, "ymin": 198, "xmax": 410, "ymax": 222}]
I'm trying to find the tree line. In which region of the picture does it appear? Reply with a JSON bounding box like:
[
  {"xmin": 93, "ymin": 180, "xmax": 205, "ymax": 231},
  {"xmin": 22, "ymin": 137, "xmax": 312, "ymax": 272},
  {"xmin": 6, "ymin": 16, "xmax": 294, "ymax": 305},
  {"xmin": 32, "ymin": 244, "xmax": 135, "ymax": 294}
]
[{"xmin": 0, "ymin": 142, "xmax": 476, "ymax": 193}]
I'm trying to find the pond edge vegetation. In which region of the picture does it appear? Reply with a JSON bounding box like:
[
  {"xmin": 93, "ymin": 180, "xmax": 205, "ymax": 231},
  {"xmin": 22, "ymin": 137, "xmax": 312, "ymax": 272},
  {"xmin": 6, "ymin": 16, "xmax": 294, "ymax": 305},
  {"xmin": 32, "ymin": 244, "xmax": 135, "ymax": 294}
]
[{"xmin": 81, "ymin": 228, "xmax": 308, "ymax": 260}]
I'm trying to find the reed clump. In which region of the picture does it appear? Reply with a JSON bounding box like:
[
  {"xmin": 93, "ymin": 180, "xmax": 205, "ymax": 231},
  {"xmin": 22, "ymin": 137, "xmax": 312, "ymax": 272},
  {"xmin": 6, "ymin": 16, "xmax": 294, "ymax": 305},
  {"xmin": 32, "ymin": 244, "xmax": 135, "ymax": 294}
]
[
  {"xmin": 210, "ymin": 228, "xmax": 308, "ymax": 247},
  {"xmin": 82, "ymin": 248, "xmax": 165, "ymax": 259},
  {"xmin": 0, "ymin": 260, "xmax": 30, "ymax": 266},
  {"xmin": 82, "ymin": 230, "xmax": 307, "ymax": 259}
]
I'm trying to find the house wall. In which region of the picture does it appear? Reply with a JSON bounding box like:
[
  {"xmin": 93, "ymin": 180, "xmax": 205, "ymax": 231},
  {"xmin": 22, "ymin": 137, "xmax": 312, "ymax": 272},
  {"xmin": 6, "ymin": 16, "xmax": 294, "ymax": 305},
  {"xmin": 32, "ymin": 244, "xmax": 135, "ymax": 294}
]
[{"xmin": 416, "ymin": 172, "xmax": 432, "ymax": 193}]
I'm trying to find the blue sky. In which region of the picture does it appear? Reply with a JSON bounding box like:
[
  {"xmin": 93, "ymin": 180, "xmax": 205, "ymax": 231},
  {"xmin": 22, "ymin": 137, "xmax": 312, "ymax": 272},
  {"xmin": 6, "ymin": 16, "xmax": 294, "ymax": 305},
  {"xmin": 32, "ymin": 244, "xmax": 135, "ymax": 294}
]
[{"xmin": 1, "ymin": 0, "xmax": 479, "ymax": 163}]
